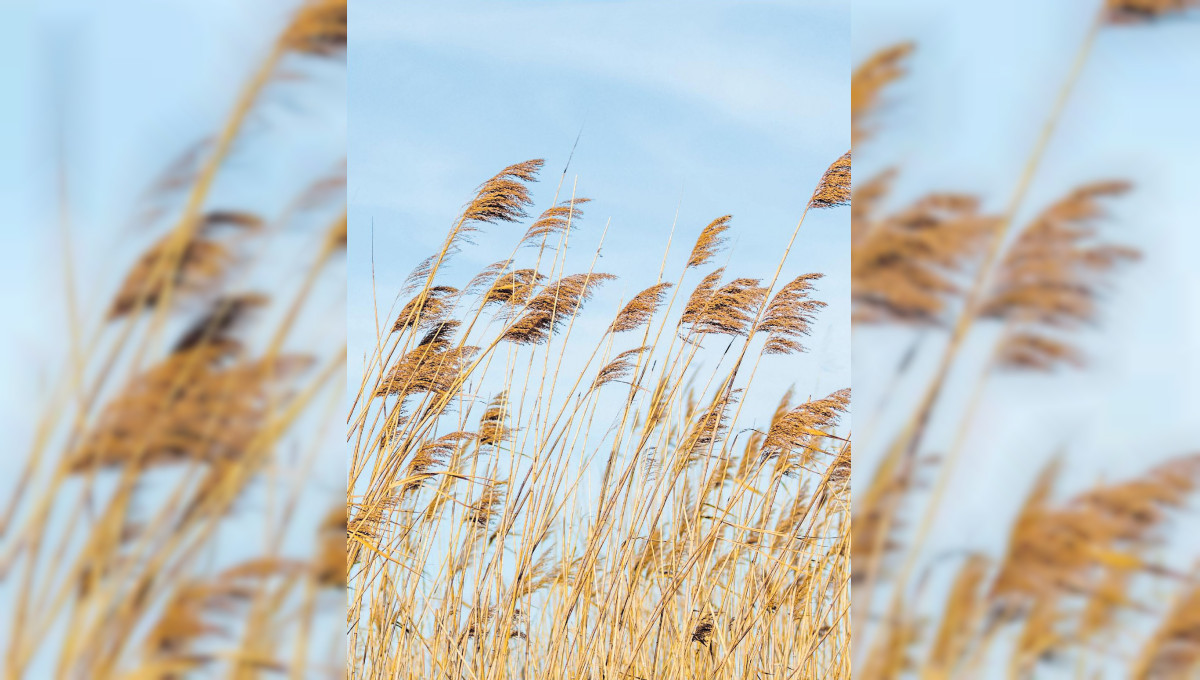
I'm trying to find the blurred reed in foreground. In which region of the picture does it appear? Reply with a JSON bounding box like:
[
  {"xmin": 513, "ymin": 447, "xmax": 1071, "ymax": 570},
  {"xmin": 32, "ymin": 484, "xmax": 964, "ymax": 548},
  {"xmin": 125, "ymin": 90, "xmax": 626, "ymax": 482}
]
[
  {"xmin": 852, "ymin": 2, "xmax": 1200, "ymax": 678},
  {"xmin": 1, "ymin": 1, "xmax": 346, "ymax": 677},
  {"xmin": 347, "ymin": 153, "xmax": 851, "ymax": 678}
]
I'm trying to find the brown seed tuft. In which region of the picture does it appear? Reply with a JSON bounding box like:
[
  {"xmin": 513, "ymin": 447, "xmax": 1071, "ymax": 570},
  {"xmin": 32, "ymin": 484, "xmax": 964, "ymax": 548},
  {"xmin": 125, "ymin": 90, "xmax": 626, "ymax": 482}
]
[
  {"xmin": 591, "ymin": 346, "xmax": 651, "ymax": 391},
  {"xmin": 853, "ymin": 192, "xmax": 995, "ymax": 324},
  {"xmin": 610, "ymin": 282, "xmax": 673, "ymax": 333},
  {"xmin": 1106, "ymin": 0, "xmax": 1200, "ymax": 23},
  {"xmin": 852, "ymin": 43, "xmax": 914, "ymax": 146},
  {"xmin": 680, "ymin": 272, "xmax": 767, "ymax": 337},
  {"xmin": 687, "ymin": 215, "xmax": 733, "ymax": 269},
  {"xmin": 483, "ymin": 268, "xmax": 545, "ymax": 308},
  {"xmin": 760, "ymin": 389, "xmax": 851, "ymax": 475},
  {"xmin": 172, "ymin": 293, "xmax": 269, "ymax": 356},
  {"xmin": 393, "ymin": 286, "xmax": 459, "ymax": 333},
  {"xmin": 521, "ymin": 197, "xmax": 590, "ymax": 245},
  {"xmin": 501, "ymin": 273, "xmax": 616, "ymax": 344},
  {"xmin": 462, "ymin": 159, "xmax": 544, "ymax": 226},
  {"xmin": 809, "ymin": 151, "xmax": 852, "ymax": 209},
  {"xmin": 756, "ymin": 274, "xmax": 826, "ymax": 355},
  {"xmin": 280, "ymin": 0, "xmax": 347, "ymax": 57},
  {"xmin": 982, "ymin": 181, "xmax": 1140, "ymax": 371}
]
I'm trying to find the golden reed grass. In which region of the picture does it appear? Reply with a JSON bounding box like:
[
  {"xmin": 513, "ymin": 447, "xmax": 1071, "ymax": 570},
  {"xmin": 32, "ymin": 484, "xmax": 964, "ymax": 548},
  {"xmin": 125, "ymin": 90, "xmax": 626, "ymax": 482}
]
[
  {"xmin": 1, "ymin": 1, "xmax": 346, "ymax": 677},
  {"xmin": 347, "ymin": 152, "xmax": 852, "ymax": 678},
  {"xmin": 852, "ymin": 2, "xmax": 1200, "ymax": 678}
]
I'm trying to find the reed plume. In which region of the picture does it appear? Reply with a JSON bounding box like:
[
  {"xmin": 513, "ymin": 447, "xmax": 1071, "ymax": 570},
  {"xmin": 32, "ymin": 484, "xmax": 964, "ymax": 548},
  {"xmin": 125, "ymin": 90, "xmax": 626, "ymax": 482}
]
[
  {"xmin": 756, "ymin": 273, "xmax": 826, "ymax": 354},
  {"xmin": 610, "ymin": 282, "xmax": 673, "ymax": 333},
  {"xmin": 686, "ymin": 215, "xmax": 733, "ymax": 268},
  {"xmin": 501, "ymin": 272, "xmax": 616, "ymax": 344},
  {"xmin": 981, "ymin": 181, "xmax": 1140, "ymax": 370},
  {"xmin": 69, "ymin": 350, "xmax": 311, "ymax": 471},
  {"xmin": 680, "ymin": 275, "xmax": 767, "ymax": 337},
  {"xmin": 393, "ymin": 285, "xmax": 458, "ymax": 332},
  {"xmin": 853, "ymin": 193, "xmax": 994, "ymax": 324},
  {"xmin": 591, "ymin": 346, "xmax": 650, "ymax": 391},
  {"xmin": 522, "ymin": 197, "xmax": 590, "ymax": 245},
  {"xmin": 1106, "ymin": 0, "xmax": 1200, "ymax": 22},
  {"xmin": 462, "ymin": 159, "xmax": 544, "ymax": 226},
  {"xmin": 760, "ymin": 388, "xmax": 851, "ymax": 474},
  {"xmin": 852, "ymin": 43, "xmax": 915, "ymax": 146},
  {"xmin": 280, "ymin": 0, "xmax": 348, "ymax": 57},
  {"xmin": 809, "ymin": 151, "xmax": 852, "ymax": 209},
  {"xmin": 108, "ymin": 212, "xmax": 261, "ymax": 319}
]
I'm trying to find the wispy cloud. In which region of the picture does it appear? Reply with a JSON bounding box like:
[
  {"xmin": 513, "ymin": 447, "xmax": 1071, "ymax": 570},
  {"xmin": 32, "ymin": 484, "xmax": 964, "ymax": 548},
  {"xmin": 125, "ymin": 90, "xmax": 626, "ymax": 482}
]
[{"xmin": 354, "ymin": 1, "xmax": 846, "ymax": 140}]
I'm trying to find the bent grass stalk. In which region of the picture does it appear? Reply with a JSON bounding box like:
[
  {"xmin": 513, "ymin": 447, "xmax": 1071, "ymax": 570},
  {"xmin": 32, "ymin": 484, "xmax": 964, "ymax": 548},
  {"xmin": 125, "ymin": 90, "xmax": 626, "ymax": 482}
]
[{"xmin": 348, "ymin": 153, "xmax": 851, "ymax": 679}]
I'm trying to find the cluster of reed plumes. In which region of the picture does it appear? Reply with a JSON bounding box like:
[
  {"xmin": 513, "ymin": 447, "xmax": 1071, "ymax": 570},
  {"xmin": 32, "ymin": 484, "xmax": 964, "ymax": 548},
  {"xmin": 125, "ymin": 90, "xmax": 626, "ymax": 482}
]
[
  {"xmin": 348, "ymin": 151, "xmax": 852, "ymax": 678},
  {"xmin": 1, "ymin": 1, "xmax": 346, "ymax": 677},
  {"xmin": 852, "ymin": 2, "xmax": 1200, "ymax": 678}
]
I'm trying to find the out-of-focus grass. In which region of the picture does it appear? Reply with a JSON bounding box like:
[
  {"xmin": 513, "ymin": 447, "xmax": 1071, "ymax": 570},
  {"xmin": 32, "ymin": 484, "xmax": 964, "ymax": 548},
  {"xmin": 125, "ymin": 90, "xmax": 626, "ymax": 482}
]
[
  {"xmin": 0, "ymin": 1, "xmax": 346, "ymax": 677},
  {"xmin": 851, "ymin": 1, "xmax": 1200, "ymax": 677}
]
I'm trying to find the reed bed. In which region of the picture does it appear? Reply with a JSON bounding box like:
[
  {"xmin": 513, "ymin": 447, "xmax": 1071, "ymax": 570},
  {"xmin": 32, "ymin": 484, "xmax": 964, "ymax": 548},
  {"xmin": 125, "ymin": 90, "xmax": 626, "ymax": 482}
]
[
  {"xmin": 852, "ymin": 2, "xmax": 1200, "ymax": 677},
  {"xmin": 347, "ymin": 153, "xmax": 852, "ymax": 678},
  {"xmin": 1, "ymin": 1, "xmax": 347, "ymax": 677}
]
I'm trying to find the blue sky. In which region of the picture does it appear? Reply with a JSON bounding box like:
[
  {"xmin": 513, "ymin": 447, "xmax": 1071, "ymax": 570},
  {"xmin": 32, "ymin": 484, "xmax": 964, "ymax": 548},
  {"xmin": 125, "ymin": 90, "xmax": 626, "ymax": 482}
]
[{"xmin": 348, "ymin": 0, "xmax": 852, "ymax": 408}]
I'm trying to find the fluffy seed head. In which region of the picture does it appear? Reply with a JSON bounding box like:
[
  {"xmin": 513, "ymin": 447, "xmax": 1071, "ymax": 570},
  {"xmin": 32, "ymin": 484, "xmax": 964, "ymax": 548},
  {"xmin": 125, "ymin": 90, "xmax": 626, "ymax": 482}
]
[{"xmin": 809, "ymin": 151, "xmax": 852, "ymax": 209}]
